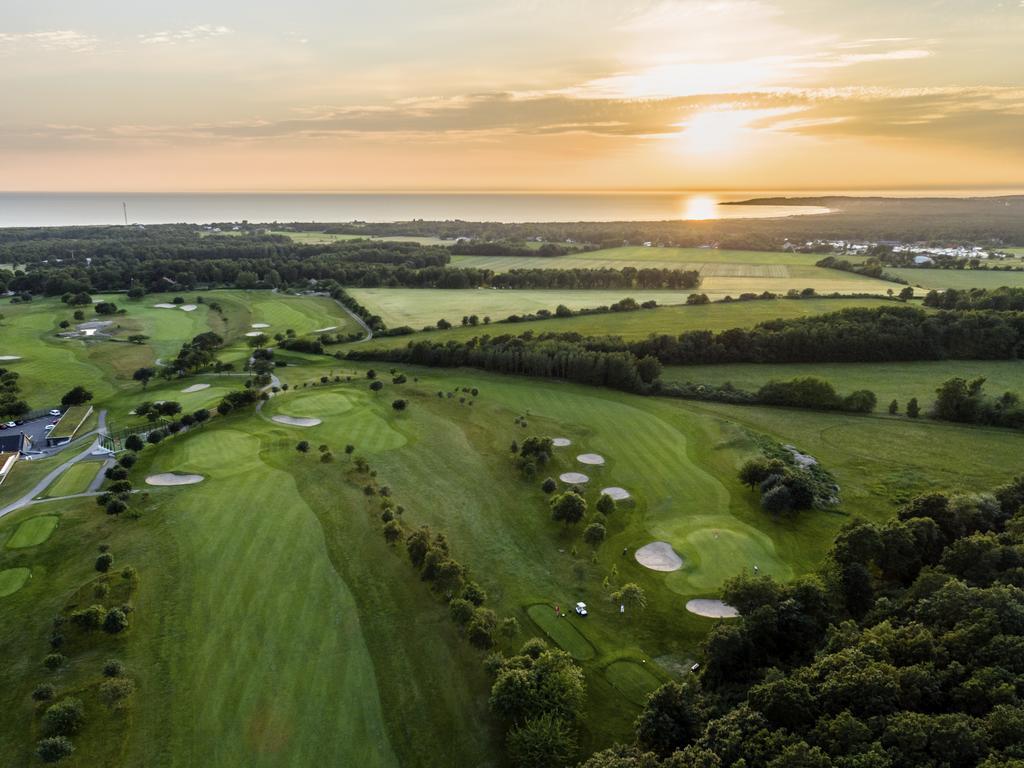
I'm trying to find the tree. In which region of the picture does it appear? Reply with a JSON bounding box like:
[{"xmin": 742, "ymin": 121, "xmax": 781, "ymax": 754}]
[
  {"xmin": 888, "ymin": 399, "xmax": 899, "ymax": 415},
  {"xmin": 596, "ymin": 493, "xmax": 616, "ymax": 515},
  {"xmin": 246, "ymin": 333, "xmax": 269, "ymax": 349},
  {"xmin": 98, "ymin": 678, "xmax": 135, "ymax": 709},
  {"xmin": 127, "ymin": 334, "xmax": 149, "ymax": 345},
  {"xmin": 899, "ymin": 286, "xmax": 915, "ymax": 300},
  {"xmin": 296, "ymin": 441, "xmax": 310, "ymax": 454},
  {"xmin": 739, "ymin": 458, "xmax": 774, "ymax": 489},
  {"xmin": 907, "ymin": 397, "xmax": 921, "ymax": 418},
  {"xmin": 103, "ymin": 608, "xmax": 128, "ymax": 634},
  {"xmin": 635, "ymin": 682, "xmax": 701, "ymax": 757},
  {"xmin": 541, "ymin": 477, "xmax": 557, "ymax": 494},
  {"xmin": 32, "ymin": 684, "xmax": 56, "ymax": 701},
  {"xmin": 551, "ymin": 492, "xmax": 587, "ymax": 525},
  {"xmin": 392, "ymin": 399, "xmax": 408, "ymax": 412},
  {"xmin": 95, "ymin": 553, "xmax": 113, "ymax": 572},
  {"xmin": 103, "ymin": 659, "xmax": 126, "ymax": 677},
  {"xmin": 507, "ymin": 713, "xmax": 578, "ymax": 768},
  {"xmin": 584, "ymin": 522, "xmax": 606, "ymax": 546},
  {"xmin": 125, "ymin": 434, "xmax": 144, "ymax": 452},
  {"xmin": 369, "ymin": 380, "xmax": 384, "ymax": 394},
  {"xmin": 467, "ymin": 607, "xmax": 497, "ymax": 648},
  {"xmin": 60, "ymin": 386, "xmax": 93, "ymax": 407},
  {"xmin": 105, "ymin": 499, "xmax": 127, "ymax": 516},
  {"xmin": 614, "ymin": 583, "xmax": 647, "ymax": 613},
  {"xmin": 41, "ymin": 698, "xmax": 85, "ymax": 736},
  {"xmin": 383, "ymin": 520, "xmax": 403, "ymax": 544},
  {"xmin": 449, "ymin": 598, "xmax": 475, "ymax": 624},
  {"xmin": 36, "ymin": 737, "xmax": 74, "ymax": 764}
]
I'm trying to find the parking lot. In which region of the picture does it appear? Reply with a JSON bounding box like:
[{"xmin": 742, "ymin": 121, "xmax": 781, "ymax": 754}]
[{"xmin": 0, "ymin": 411, "xmax": 62, "ymax": 452}]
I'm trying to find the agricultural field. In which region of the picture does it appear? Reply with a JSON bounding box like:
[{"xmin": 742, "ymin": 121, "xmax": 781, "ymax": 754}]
[
  {"xmin": 270, "ymin": 231, "xmax": 451, "ymax": 246},
  {"xmin": 663, "ymin": 359, "xmax": 1024, "ymax": 408},
  {"xmin": 888, "ymin": 267, "xmax": 1024, "ymax": 290},
  {"xmin": 347, "ymin": 288, "xmax": 701, "ymax": 328},
  {"xmin": 357, "ymin": 297, "xmax": 899, "ymax": 351},
  {"xmin": 451, "ymin": 246, "xmax": 901, "ymax": 297}
]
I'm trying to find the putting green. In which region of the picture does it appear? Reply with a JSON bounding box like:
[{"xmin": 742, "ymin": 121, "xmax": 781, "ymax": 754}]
[
  {"xmin": 269, "ymin": 389, "xmax": 407, "ymax": 453},
  {"xmin": 0, "ymin": 567, "xmax": 31, "ymax": 597},
  {"xmin": 145, "ymin": 428, "xmax": 263, "ymax": 479},
  {"xmin": 603, "ymin": 659, "xmax": 662, "ymax": 705},
  {"xmin": 665, "ymin": 525, "xmax": 793, "ymax": 594},
  {"xmin": 526, "ymin": 604, "xmax": 597, "ymax": 661},
  {"xmin": 5, "ymin": 515, "xmax": 58, "ymax": 549},
  {"xmin": 277, "ymin": 391, "xmax": 356, "ymax": 419}
]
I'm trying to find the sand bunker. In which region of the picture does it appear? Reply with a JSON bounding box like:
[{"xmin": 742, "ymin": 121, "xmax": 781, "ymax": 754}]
[
  {"xmin": 635, "ymin": 541, "xmax": 683, "ymax": 572},
  {"xmin": 313, "ymin": 326, "xmax": 337, "ymax": 333},
  {"xmin": 272, "ymin": 415, "xmax": 322, "ymax": 427},
  {"xmin": 251, "ymin": 323, "xmax": 270, "ymax": 328},
  {"xmin": 179, "ymin": 304, "xmax": 197, "ymax": 312},
  {"xmin": 244, "ymin": 331, "xmax": 266, "ymax": 337},
  {"xmin": 153, "ymin": 303, "xmax": 177, "ymax": 309},
  {"xmin": 181, "ymin": 383, "xmax": 211, "ymax": 393},
  {"xmin": 686, "ymin": 599, "xmax": 739, "ymax": 619},
  {"xmin": 552, "ymin": 437, "xmax": 572, "ymax": 447},
  {"xmin": 559, "ymin": 472, "xmax": 589, "ymax": 484},
  {"xmin": 0, "ymin": 355, "xmax": 21, "ymax": 361},
  {"xmin": 145, "ymin": 473, "xmax": 204, "ymax": 486},
  {"xmin": 577, "ymin": 453, "xmax": 605, "ymax": 465},
  {"xmin": 601, "ymin": 486, "xmax": 630, "ymax": 501}
]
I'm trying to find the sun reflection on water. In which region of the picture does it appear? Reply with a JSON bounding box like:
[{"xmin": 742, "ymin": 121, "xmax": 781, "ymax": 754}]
[{"xmin": 681, "ymin": 195, "xmax": 719, "ymax": 220}]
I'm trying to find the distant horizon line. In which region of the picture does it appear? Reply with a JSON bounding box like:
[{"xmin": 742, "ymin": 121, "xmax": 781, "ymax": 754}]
[{"xmin": 2, "ymin": 185, "xmax": 1024, "ymax": 197}]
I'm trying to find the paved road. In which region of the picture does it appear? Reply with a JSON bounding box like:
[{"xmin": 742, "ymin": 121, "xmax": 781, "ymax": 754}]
[
  {"xmin": 336, "ymin": 301, "xmax": 373, "ymax": 343},
  {"xmin": 0, "ymin": 409, "xmax": 109, "ymax": 519}
]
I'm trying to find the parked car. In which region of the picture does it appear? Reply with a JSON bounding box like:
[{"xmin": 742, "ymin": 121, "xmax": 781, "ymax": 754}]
[
  {"xmin": 48, "ymin": 409, "xmax": 62, "ymax": 417},
  {"xmin": 44, "ymin": 424, "xmax": 56, "ymax": 432},
  {"xmin": 574, "ymin": 601, "xmax": 588, "ymax": 617},
  {"xmin": 3, "ymin": 421, "xmax": 16, "ymax": 429}
]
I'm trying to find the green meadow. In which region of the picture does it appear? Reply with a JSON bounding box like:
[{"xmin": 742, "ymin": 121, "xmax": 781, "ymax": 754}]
[
  {"xmin": 663, "ymin": 359, "xmax": 1024, "ymax": 410},
  {"xmin": 888, "ymin": 267, "xmax": 1024, "ymax": 290}
]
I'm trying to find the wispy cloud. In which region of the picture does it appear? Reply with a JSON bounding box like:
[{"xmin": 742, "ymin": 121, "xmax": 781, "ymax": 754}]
[
  {"xmin": 138, "ymin": 25, "xmax": 232, "ymax": 46},
  {"xmin": 0, "ymin": 30, "xmax": 99, "ymax": 54}
]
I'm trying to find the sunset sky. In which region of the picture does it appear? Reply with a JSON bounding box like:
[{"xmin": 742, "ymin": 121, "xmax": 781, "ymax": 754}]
[{"xmin": 2, "ymin": 0, "xmax": 1023, "ymax": 192}]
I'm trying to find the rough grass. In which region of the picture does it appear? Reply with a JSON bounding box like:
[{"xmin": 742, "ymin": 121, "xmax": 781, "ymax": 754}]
[
  {"xmin": 452, "ymin": 246, "xmax": 824, "ymax": 271},
  {"xmin": 5, "ymin": 515, "xmax": 59, "ymax": 548},
  {"xmin": 270, "ymin": 231, "xmax": 450, "ymax": 246},
  {"xmin": 663, "ymin": 359, "xmax": 1024, "ymax": 408}
]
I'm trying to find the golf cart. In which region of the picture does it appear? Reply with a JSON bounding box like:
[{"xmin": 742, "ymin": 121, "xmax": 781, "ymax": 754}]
[{"xmin": 574, "ymin": 601, "xmax": 588, "ymax": 617}]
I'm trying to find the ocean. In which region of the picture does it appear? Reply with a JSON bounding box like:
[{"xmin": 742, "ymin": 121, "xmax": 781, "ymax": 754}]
[{"xmin": 0, "ymin": 192, "xmax": 833, "ymax": 227}]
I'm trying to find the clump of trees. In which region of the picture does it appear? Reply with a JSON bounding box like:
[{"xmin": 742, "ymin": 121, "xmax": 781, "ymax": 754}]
[
  {"xmin": 738, "ymin": 440, "xmax": 838, "ymax": 514},
  {"xmin": 489, "ymin": 639, "xmax": 587, "ymax": 768},
  {"xmin": 514, "ymin": 436, "xmax": 554, "ymax": 477},
  {"xmin": 931, "ymin": 376, "xmax": 1024, "ymax": 430},
  {"xmin": 0, "ymin": 367, "xmax": 29, "ymax": 420}
]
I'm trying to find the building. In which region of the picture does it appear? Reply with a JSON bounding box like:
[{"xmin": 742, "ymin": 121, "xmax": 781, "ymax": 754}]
[{"xmin": 0, "ymin": 432, "xmax": 31, "ymax": 454}]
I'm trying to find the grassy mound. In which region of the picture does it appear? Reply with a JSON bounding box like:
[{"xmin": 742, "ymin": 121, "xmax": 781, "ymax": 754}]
[
  {"xmin": 526, "ymin": 604, "xmax": 597, "ymax": 661},
  {"xmin": 5, "ymin": 515, "xmax": 58, "ymax": 548},
  {"xmin": 0, "ymin": 567, "xmax": 30, "ymax": 597}
]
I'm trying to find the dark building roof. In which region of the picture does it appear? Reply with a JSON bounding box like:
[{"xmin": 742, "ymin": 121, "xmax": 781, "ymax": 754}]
[{"xmin": 0, "ymin": 432, "xmax": 30, "ymax": 453}]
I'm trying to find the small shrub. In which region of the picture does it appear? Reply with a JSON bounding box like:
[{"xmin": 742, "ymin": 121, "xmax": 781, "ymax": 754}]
[
  {"xmin": 36, "ymin": 736, "xmax": 74, "ymax": 764},
  {"xmin": 43, "ymin": 654, "xmax": 67, "ymax": 670},
  {"xmin": 103, "ymin": 659, "xmax": 126, "ymax": 678},
  {"xmin": 95, "ymin": 553, "xmax": 114, "ymax": 572},
  {"xmin": 98, "ymin": 678, "xmax": 135, "ymax": 709},
  {"xmin": 32, "ymin": 684, "xmax": 56, "ymax": 702}
]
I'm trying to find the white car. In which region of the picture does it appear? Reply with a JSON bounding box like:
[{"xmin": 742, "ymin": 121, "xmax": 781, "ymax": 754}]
[
  {"xmin": 48, "ymin": 409, "xmax": 62, "ymax": 417},
  {"xmin": 44, "ymin": 424, "xmax": 56, "ymax": 432},
  {"xmin": 3, "ymin": 421, "xmax": 15, "ymax": 429},
  {"xmin": 574, "ymin": 601, "xmax": 588, "ymax": 617}
]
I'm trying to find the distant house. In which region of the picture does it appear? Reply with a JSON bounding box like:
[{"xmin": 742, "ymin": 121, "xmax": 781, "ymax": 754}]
[
  {"xmin": 913, "ymin": 255, "xmax": 935, "ymax": 265},
  {"xmin": 0, "ymin": 432, "xmax": 31, "ymax": 454}
]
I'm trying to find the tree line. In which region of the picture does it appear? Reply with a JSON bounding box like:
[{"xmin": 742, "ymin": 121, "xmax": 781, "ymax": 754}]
[{"xmin": 924, "ymin": 287, "xmax": 1024, "ymax": 312}]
